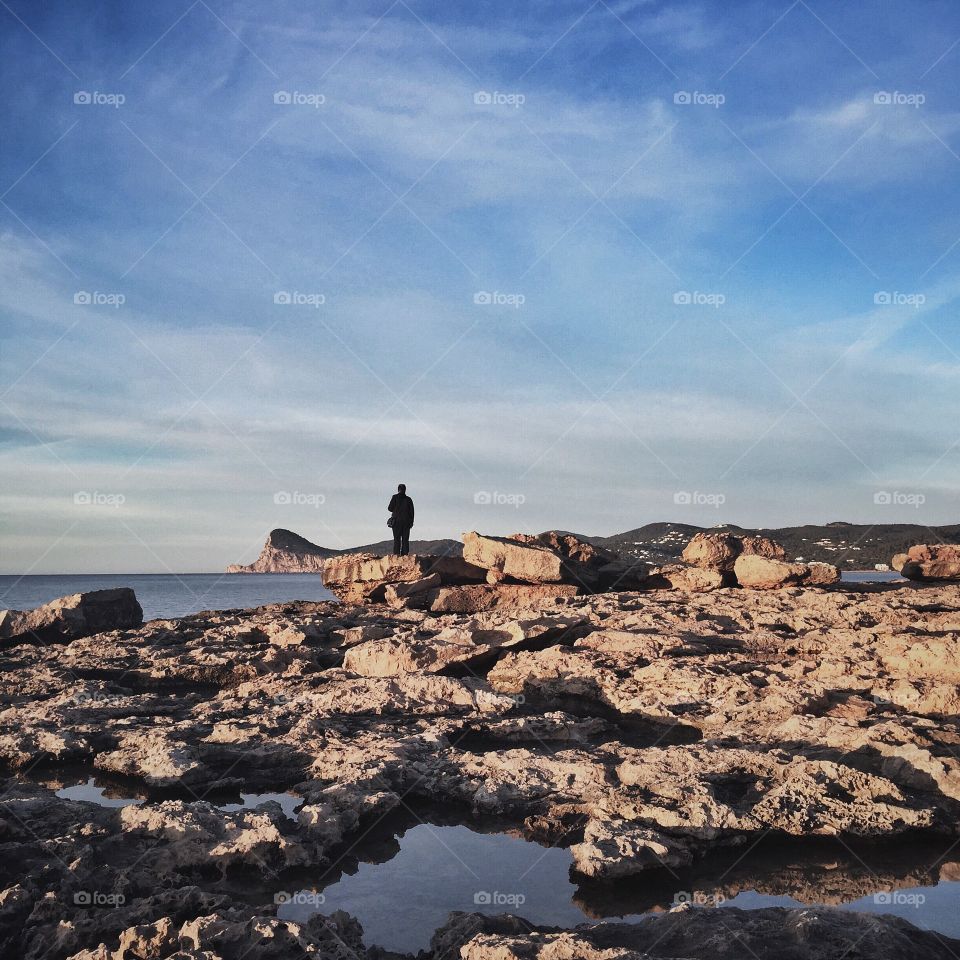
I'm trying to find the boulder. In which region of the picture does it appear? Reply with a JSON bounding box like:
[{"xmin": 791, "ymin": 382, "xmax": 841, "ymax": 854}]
[
  {"xmin": 681, "ymin": 531, "xmax": 741, "ymax": 570},
  {"xmin": 682, "ymin": 531, "xmax": 786, "ymax": 571},
  {"xmin": 803, "ymin": 561, "xmax": 842, "ymax": 586},
  {"xmin": 0, "ymin": 589, "xmax": 143, "ymax": 645},
  {"xmin": 734, "ymin": 555, "xmax": 809, "ymax": 590},
  {"xmin": 462, "ymin": 531, "xmax": 565, "ymax": 583},
  {"xmin": 899, "ymin": 545, "xmax": 960, "ymax": 582},
  {"xmin": 427, "ymin": 584, "xmax": 578, "ymax": 614},
  {"xmin": 510, "ymin": 532, "xmax": 617, "ymax": 588},
  {"xmin": 891, "ymin": 553, "xmax": 908, "ymax": 573}
]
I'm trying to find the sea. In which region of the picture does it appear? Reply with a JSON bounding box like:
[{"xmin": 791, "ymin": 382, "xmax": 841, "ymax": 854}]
[
  {"xmin": 0, "ymin": 570, "xmax": 898, "ymax": 621},
  {"xmin": 0, "ymin": 573, "xmax": 336, "ymax": 621}
]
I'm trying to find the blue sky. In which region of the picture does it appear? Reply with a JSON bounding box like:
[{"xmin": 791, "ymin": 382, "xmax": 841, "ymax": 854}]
[{"xmin": 1, "ymin": 0, "xmax": 959, "ymax": 573}]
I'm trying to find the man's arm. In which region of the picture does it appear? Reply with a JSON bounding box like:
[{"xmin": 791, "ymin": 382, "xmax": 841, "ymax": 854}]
[
  {"xmin": 409, "ymin": 499, "xmax": 414, "ymax": 527},
  {"xmin": 388, "ymin": 494, "xmax": 397, "ymax": 512}
]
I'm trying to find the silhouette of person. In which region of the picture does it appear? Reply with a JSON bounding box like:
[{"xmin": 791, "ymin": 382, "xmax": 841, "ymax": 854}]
[{"xmin": 388, "ymin": 483, "xmax": 414, "ymax": 556}]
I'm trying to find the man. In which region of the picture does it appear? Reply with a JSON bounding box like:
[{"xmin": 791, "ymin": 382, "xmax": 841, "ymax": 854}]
[{"xmin": 388, "ymin": 483, "xmax": 415, "ymax": 556}]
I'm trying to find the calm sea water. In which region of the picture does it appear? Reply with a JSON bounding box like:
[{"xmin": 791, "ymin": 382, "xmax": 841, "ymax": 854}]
[{"xmin": 0, "ymin": 573, "xmax": 335, "ymax": 621}]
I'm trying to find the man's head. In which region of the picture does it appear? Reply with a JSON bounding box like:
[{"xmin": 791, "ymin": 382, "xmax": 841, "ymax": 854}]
[{"xmin": 398, "ymin": 483, "xmax": 406, "ymax": 493}]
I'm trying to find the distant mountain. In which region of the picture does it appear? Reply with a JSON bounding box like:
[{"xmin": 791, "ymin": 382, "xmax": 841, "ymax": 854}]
[
  {"xmin": 593, "ymin": 522, "xmax": 960, "ymax": 568},
  {"xmin": 228, "ymin": 523, "xmax": 960, "ymax": 574}
]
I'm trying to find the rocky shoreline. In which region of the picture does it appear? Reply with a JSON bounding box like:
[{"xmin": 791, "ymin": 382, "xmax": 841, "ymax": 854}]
[{"xmin": 4, "ymin": 532, "xmax": 960, "ymax": 957}]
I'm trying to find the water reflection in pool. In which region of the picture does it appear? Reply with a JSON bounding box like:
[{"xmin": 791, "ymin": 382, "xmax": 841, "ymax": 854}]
[{"xmin": 276, "ymin": 822, "xmax": 960, "ymax": 954}]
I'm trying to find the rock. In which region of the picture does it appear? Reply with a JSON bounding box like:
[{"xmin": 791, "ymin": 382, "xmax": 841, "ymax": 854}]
[
  {"xmin": 384, "ymin": 572, "xmax": 442, "ymax": 607},
  {"xmin": 681, "ymin": 531, "xmax": 742, "ymax": 570},
  {"xmin": 682, "ymin": 531, "xmax": 786, "ymax": 571},
  {"xmin": 644, "ymin": 564, "xmax": 728, "ymax": 592},
  {"xmin": 343, "ymin": 615, "xmax": 584, "ymax": 677},
  {"xmin": 446, "ymin": 908, "xmax": 960, "ymax": 960},
  {"xmin": 733, "ymin": 554, "xmax": 809, "ymax": 589},
  {"xmin": 8, "ymin": 574, "xmax": 960, "ymax": 958},
  {"xmin": 427, "ymin": 583, "xmax": 579, "ymax": 613},
  {"xmin": 462, "ymin": 531, "xmax": 566, "ymax": 583},
  {"xmin": 510, "ymin": 531, "xmax": 617, "ymax": 588},
  {"xmin": 596, "ymin": 559, "xmax": 651, "ymax": 591},
  {"xmin": 0, "ymin": 589, "xmax": 142, "ymax": 645},
  {"xmin": 570, "ymin": 817, "xmax": 693, "ymax": 878},
  {"xmin": 899, "ymin": 544, "xmax": 960, "ymax": 581},
  {"xmin": 803, "ymin": 561, "xmax": 842, "ymax": 586},
  {"xmin": 322, "ymin": 553, "xmax": 486, "ymax": 603},
  {"xmin": 891, "ymin": 553, "xmax": 908, "ymax": 572}
]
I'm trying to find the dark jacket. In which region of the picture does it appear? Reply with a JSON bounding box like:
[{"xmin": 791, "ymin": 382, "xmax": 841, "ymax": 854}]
[{"xmin": 388, "ymin": 493, "xmax": 414, "ymax": 528}]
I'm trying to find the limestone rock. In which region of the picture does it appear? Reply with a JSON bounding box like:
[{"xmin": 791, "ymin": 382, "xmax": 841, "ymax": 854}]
[
  {"xmin": 447, "ymin": 909, "xmax": 960, "ymax": 960},
  {"xmin": 462, "ymin": 531, "xmax": 566, "ymax": 583},
  {"xmin": 682, "ymin": 531, "xmax": 786, "ymax": 571},
  {"xmin": 899, "ymin": 544, "xmax": 960, "ymax": 581},
  {"xmin": 803, "ymin": 561, "xmax": 842, "ymax": 586},
  {"xmin": 322, "ymin": 552, "xmax": 486, "ymax": 603},
  {"xmin": 734, "ymin": 554, "xmax": 809, "ymax": 589},
  {"xmin": 384, "ymin": 572, "xmax": 441, "ymax": 607},
  {"xmin": 645, "ymin": 564, "xmax": 728, "ymax": 592},
  {"xmin": 0, "ymin": 589, "xmax": 142, "ymax": 645}
]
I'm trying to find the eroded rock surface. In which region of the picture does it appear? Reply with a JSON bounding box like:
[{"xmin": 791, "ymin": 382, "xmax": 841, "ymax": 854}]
[
  {"xmin": 3, "ymin": 580, "xmax": 960, "ymax": 958},
  {"xmin": 900, "ymin": 544, "xmax": 960, "ymax": 581},
  {"xmin": 0, "ymin": 589, "xmax": 142, "ymax": 646}
]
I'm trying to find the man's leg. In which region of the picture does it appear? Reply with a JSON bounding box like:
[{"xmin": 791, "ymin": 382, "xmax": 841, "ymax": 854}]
[
  {"xmin": 401, "ymin": 527, "xmax": 410, "ymax": 556},
  {"xmin": 393, "ymin": 527, "xmax": 402, "ymax": 555}
]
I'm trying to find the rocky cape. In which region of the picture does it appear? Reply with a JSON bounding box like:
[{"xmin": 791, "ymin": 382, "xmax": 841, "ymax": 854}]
[
  {"xmin": 4, "ymin": 531, "xmax": 960, "ymax": 957},
  {"xmin": 226, "ymin": 528, "xmax": 462, "ymax": 573},
  {"xmin": 230, "ymin": 522, "xmax": 960, "ymax": 573}
]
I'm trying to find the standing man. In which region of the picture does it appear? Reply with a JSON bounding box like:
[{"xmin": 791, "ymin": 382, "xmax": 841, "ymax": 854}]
[{"xmin": 388, "ymin": 483, "xmax": 414, "ymax": 556}]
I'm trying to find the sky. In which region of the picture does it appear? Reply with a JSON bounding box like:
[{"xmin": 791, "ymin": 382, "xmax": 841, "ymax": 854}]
[{"xmin": 1, "ymin": 0, "xmax": 960, "ymax": 573}]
